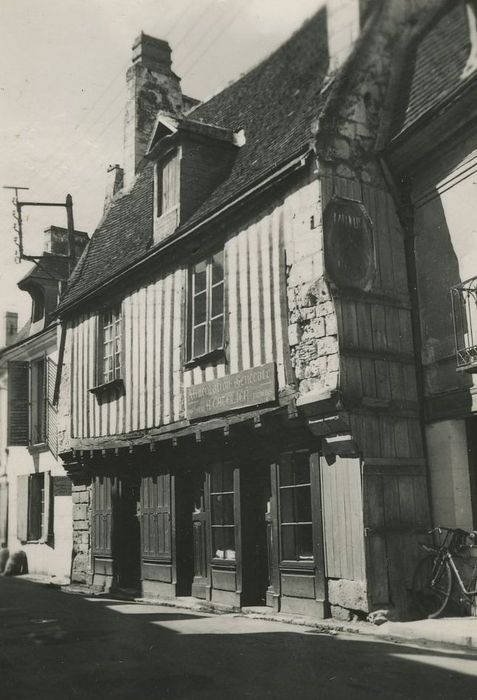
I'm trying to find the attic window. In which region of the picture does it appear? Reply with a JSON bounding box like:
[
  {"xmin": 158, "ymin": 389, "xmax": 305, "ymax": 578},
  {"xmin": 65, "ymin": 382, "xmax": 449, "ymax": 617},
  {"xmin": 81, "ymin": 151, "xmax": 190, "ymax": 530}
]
[
  {"xmin": 156, "ymin": 149, "xmax": 180, "ymax": 218},
  {"xmin": 31, "ymin": 287, "xmax": 45, "ymax": 323}
]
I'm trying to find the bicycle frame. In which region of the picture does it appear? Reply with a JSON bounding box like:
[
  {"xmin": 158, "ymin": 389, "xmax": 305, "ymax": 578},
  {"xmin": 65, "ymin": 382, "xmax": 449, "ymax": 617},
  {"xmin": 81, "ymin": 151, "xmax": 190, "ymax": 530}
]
[{"xmin": 421, "ymin": 527, "xmax": 477, "ymax": 598}]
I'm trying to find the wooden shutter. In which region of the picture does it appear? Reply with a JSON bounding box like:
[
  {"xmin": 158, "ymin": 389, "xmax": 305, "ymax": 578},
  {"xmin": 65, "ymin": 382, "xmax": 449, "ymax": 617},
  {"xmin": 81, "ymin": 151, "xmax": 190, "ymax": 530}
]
[
  {"xmin": 17, "ymin": 474, "xmax": 29, "ymax": 542},
  {"xmin": 0, "ymin": 479, "xmax": 8, "ymax": 546},
  {"xmin": 7, "ymin": 361, "xmax": 29, "ymax": 446},
  {"xmin": 92, "ymin": 475, "xmax": 113, "ymax": 556},
  {"xmin": 41, "ymin": 472, "xmax": 52, "ymax": 543},
  {"xmin": 140, "ymin": 474, "xmax": 171, "ymax": 560},
  {"xmin": 46, "ymin": 358, "xmax": 58, "ymax": 457}
]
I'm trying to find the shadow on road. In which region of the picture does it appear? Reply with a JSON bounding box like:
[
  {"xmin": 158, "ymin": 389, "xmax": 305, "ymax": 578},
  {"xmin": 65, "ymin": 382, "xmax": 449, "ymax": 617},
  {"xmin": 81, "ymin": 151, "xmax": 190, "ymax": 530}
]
[{"xmin": 1, "ymin": 577, "xmax": 477, "ymax": 700}]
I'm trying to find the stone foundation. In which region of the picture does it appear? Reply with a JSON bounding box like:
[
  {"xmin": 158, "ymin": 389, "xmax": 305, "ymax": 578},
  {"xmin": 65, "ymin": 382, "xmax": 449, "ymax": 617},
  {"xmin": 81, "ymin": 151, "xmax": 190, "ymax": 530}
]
[{"xmin": 71, "ymin": 484, "xmax": 92, "ymax": 584}]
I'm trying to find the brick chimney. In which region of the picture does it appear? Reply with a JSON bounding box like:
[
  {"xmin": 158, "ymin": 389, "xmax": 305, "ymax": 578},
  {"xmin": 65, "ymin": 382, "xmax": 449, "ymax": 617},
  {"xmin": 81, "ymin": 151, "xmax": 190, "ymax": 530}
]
[
  {"xmin": 326, "ymin": 0, "xmax": 374, "ymax": 73},
  {"xmin": 103, "ymin": 164, "xmax": 124, "ymax": 213},
  {"xmin": 123, "ymin": 32, "xmax": 183, "ymax": 190},
  {"xmin": 0, "ymin": 312, "xmax": 18, "ymax": 348},
  {"xmin": 43, "ymin": 226, "xmax": 89, "ymax": 260}
]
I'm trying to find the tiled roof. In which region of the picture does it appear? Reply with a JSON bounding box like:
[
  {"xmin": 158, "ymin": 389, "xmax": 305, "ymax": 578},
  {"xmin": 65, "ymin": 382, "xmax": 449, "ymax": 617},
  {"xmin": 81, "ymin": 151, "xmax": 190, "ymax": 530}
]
[
  {"xmin": 18, "ymin": 254, "xmax": 70, "ymax": 289},
  {"xmin": 391, "ymin": 1, "xmax": 472, "ymax": 139},
  {"xmin": 60, "ymin": 7, "xmax": 329, "ymax": 309}
]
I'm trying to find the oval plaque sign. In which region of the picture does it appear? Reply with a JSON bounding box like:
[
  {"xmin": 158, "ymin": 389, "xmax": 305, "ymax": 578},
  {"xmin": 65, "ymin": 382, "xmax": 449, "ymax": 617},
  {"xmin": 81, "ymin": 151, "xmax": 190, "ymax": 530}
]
[{"xmin": 323, "ymin": 198, "xmax": 375, "ymax": 290}]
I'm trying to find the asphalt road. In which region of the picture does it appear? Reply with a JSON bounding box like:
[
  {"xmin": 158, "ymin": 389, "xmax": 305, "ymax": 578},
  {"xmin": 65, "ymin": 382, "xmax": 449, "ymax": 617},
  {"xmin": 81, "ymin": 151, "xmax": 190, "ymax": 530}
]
[{"xmin": 1, "ymin": 577, "xmax": 477, "ymax": 700}]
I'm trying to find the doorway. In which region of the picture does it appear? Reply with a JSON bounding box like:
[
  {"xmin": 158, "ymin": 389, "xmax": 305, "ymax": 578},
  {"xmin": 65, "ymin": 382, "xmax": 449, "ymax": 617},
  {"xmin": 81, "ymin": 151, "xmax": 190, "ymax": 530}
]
[
  {"xmin": 114, "ymin": 478, "xmax": 141, "ymax": 593},
  {"xmin": 241, "ymin": 462, "xmax": 271, "ymax": 606}
]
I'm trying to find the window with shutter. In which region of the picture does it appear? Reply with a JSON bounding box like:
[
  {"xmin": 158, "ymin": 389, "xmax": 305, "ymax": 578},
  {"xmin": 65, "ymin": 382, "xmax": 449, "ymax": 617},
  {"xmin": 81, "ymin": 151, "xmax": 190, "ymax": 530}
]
[
  {"xmin": 17, "ymin": 475, "xmax": 29, "ymax": 542},
  {"xmin": 157, "ymin": 149, "xmax": 180, "ymax": 217},
  {"xmin": 46, "ymin": 358, "xmax": 58, "ymax": 457},
  {"xmin": 0, "ymin": 480, "xmax": 8, "ymax": 546},
  {"xmin": 30, "ymin": 358, "xmax": 46, "ymax": 445},
  {"xmin": 7, "ymin": 361, "xmax": 29, "ymax": 446}
]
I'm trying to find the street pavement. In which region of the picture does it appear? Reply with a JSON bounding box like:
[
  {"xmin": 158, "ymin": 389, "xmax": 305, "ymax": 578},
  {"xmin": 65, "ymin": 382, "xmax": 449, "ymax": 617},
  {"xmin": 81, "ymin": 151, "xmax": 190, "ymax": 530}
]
[{"xmin": 2, "ymin": 577, "xmax": 477, "ymax": 699}]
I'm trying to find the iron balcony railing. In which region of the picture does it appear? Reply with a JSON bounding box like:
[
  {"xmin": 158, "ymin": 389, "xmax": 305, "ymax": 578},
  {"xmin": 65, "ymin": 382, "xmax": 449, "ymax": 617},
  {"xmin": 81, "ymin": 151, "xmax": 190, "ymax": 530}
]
[{"xmin": 451, "ymin": 275, "xmax": 477, "ymax": 372}]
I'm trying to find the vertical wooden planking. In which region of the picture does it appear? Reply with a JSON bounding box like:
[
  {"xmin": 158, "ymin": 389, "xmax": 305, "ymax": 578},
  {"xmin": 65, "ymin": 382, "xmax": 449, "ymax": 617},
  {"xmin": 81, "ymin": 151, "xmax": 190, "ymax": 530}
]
[
  {"xmin": 227, "ymin": 235, "xmax": 239, "ymax": 374},
  {"xmin": 167, "ymin": 272, "xmax": 175, "ymax": 423},
  {"xmin": 248, "ymin": 222, "xmax": 261, "ymax": 368},
  {"xmin": 260, "ymin": 214, "xmax": 273, "ymax": 365},
  {"xmin": 162, "ymin": 272, "xmax": 172, "ymax": 423},
  {"xmin": 155, "ymin": 278, "xmax": 164, "ymax": 426},
  {"xmin": 123, "ymin": 295, "xmax": 133, "ymax": 432},
  {"xmin": 172, "ymin": 268, "xmax": 184, "ymax": 422},
  {"xmin": 272, "ymin": 207, "xmax": 286, "ymax": 388},
  {"xmin": 138, "ymin": 287, "xmax": 146, "ymax": 430},
  {"xmin": 238, "ymin": 229, "xmax": 251, "ymax": 370},
  {"xmin": 145, "ymin": 284, "xmax": 154, "ymax": 428}
]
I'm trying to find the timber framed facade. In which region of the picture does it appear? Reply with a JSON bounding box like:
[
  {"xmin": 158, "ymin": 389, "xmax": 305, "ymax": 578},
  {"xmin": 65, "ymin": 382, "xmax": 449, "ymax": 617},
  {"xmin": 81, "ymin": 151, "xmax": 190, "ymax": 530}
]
[{"xmin": 55, "ymin": 1, "xmax": 477, "ymax": 619}]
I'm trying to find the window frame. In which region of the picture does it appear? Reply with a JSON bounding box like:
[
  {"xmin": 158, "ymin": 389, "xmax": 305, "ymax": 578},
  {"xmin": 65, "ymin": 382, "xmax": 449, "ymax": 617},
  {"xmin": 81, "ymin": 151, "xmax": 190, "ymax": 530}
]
[
  {"xmin": 156, "ymin": 147, "xmax": 181, "ymax": 219},
  {"xmin": 187, "ymin": 249, "xmax": 225, "ymax": 364},
  {"xmin": 92, "ymin": 304, "xmax": 124, "ymax": 392},
  {"xmin": 209, "ymin": 461, "xmax": 236, "ymax": 563},
  {"xmin": 278, "ymin": 450, "xmax": 314, "ymax": 565},
  {"xmin": 17, "ymin": 471, "xmax": 53, "ymax": 544},
  {"xmin": 29, "ymin": 357, "xmax": 47, "ymax": 447}
]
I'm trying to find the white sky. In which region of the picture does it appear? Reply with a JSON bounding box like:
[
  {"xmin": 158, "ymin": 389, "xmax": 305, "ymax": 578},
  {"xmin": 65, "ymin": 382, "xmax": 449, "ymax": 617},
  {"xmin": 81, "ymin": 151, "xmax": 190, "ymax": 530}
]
[{"xmin": 0, "ymin": 0, "xmax": 324, "ymax": 329}]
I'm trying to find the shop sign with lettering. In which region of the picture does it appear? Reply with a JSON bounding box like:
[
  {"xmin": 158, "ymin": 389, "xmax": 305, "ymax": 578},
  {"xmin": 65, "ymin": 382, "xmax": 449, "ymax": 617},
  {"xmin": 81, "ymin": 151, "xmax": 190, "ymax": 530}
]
[
  {"xmin": 186, "ymin": 363, "xmax": 276, "ymax": 420},
  {"xmin": 324, "ymin": 197, "xmax": 375, "ymax": 290}
]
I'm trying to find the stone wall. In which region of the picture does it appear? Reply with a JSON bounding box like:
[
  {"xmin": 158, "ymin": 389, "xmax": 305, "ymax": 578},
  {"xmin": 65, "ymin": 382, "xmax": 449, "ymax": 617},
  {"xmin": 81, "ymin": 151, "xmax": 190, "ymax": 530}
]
[{"xmin": 71, "ymin": 484, "xmax": 92, "ymax": 584}]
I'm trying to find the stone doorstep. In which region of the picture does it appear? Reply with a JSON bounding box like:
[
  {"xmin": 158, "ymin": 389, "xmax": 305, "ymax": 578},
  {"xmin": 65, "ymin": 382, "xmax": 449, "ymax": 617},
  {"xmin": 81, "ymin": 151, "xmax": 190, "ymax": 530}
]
[{"xmin": 56, "ymin": 582, "xmax": 477, "ymax": 653}]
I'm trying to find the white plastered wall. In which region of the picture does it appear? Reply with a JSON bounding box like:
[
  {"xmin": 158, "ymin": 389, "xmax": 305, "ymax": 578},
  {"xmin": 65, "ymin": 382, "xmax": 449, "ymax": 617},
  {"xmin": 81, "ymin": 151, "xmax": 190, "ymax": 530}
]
[{"xmin": 426, "ymin": 419, "xmax": 473, "ymax": 530}]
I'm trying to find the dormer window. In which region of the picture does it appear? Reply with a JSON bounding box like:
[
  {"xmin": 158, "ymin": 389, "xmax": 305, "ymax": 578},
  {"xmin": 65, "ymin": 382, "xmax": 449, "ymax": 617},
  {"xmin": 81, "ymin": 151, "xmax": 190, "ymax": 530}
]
[
  {"xmin": 154, "ymin": 148, "xmax": 181, "ymax": 244},
  {"xmin": 31, "ymin": 287, "xmax": 45, "ymax": 324},
  {"xmin": 157, "ymin": 148, "xmax": 180, "ymax": 218}
]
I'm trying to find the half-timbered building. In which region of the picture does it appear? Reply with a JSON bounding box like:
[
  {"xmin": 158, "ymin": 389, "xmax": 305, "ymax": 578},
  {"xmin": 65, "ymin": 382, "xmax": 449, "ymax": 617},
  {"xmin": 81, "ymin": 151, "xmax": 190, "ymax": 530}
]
[
  {"xmin": 0, "ymin": 226, "xmax": 88, "ymax": 579},
  {"xmin": 55, "ymin": 0, "xmax": 475, "ymax": 619}
]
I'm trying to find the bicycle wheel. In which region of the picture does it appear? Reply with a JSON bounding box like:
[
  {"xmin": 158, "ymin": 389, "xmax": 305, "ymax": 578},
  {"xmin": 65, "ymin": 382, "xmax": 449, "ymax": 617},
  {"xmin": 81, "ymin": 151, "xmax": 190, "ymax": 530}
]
[{"xmin": 412, "ymin": 555, "xmax": 452, "ymax": 619}]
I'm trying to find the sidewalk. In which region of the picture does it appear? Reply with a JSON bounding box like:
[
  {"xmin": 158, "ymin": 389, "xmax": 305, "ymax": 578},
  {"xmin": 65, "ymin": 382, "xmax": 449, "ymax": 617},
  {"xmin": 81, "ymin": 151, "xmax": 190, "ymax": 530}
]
[{"xmin": 22, "ymin": 573, "xmax": 477, "ymax": 653}]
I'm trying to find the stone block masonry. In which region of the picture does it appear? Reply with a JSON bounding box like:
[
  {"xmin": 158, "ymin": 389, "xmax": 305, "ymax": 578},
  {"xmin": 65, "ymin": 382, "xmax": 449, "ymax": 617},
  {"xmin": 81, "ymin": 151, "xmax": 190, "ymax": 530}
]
[{"xmin": 72, "ymin": 484, "xmax": 92, "ymax": 584}]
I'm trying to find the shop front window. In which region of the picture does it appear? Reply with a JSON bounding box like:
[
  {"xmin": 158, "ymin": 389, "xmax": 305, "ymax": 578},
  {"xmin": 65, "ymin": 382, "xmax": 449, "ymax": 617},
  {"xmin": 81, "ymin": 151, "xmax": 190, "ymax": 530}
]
[
  {"xmin": 210, "ymin": 461, "xmax": 235, "ymax": 561},
  {"xmin": 279, "ymin": 451, "xmax": 313, "ymax": 562}
]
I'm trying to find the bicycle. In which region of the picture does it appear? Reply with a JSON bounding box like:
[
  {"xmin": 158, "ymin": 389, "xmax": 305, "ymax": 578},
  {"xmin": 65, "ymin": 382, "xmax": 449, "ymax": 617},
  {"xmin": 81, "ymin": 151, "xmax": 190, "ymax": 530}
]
[{"xmin": 412, "ymin": 526, "xmax": 477, "ymax": 619}]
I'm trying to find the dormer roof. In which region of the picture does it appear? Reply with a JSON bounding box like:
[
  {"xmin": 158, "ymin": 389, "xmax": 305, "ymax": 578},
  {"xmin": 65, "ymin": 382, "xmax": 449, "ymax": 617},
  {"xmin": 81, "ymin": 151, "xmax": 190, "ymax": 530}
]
[{"xmin": 59, "ymin": 8, "xmax": 330, "ymax": 311}]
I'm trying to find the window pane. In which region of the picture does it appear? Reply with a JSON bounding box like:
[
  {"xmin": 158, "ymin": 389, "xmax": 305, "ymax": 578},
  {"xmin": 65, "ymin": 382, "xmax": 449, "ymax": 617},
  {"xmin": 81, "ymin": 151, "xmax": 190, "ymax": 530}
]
[
  {"xmin": 210, "ymin": 462, "xmax": 234, "ymax": 493},
  {"xmin": 281, "ymin": 524, "xmax": 296, "ymax": 561},
  {"xmin": 212, "ymin": 251, "xmax": 224, "ymax": 284},
  {"xmin": 294, "ymin": 452, "xmax": 310, "ymax": 485},
  {"xmin": 211, "ymin": 493, "xmax": 234, "ymax": 526},
  {"xmin": 211, "ymin": 283, "xmax": 224, "ymax": 318},
  {"xmin": 297, "ymin": 524, "xmax": 313, "ymax": 560},
  {"xmin": 193, "ymin": 291, "xmax": 207, "ymax": 326},
  {"xmin": 210, "ymin": 316, "xmax": 224, "ymax": 351},
  {"xmin": 194, "ymin": 261, "xmax": 207, "ymax": 293},
  {"xmin": 280, "ymin": 488, "xmax": 294, "ymax": 524},
  {"xmin": 295, "ymin": 486, "xmax": 312, "ymax": 523},
  {"xmin": 212, "ymin": 527, "xmax": 235, "ymax": 559},
  {"xmin": 193, "ymin": 325, "xmax": 206, "ymax": 357},
  {"xmin": 280, "ymin": 452, "xmax": 310, "ymax": 486}
]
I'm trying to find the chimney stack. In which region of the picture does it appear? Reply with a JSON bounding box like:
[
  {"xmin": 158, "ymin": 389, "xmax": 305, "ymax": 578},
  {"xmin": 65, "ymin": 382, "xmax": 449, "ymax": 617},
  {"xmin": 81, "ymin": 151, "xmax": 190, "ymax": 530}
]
[
  {"xmin": 123, "ymin": 32, "xmax": 183, "ymax": 190},
  {"xmin": 0, "ymin": 312, "xmax": 18, "ymax": 348},
  {"xmin": 326, "ymin": 0, "xmax": 374, "ymax": 73},
  {"xmin": 44, "ymin": 226, "xmax": 89, "ymax": 260}
]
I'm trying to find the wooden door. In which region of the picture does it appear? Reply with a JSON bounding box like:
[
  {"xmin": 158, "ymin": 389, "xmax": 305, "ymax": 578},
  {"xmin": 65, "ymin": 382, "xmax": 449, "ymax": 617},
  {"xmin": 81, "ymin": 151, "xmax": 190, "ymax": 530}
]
[
  {"xmin": 92, "ymin": 475, "xmax": 113, "ymax": 557},
  {"xmin": 140, "ymin": 474, "xmax": 172, "ymax": 562}
]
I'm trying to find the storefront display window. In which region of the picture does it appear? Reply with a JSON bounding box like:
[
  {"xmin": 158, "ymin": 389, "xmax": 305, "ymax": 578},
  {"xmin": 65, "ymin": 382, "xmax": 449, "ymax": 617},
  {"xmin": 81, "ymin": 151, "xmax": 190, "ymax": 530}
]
[{"xmin": 279, "ymin": 451, "xmax": 313, "ymax": 561}]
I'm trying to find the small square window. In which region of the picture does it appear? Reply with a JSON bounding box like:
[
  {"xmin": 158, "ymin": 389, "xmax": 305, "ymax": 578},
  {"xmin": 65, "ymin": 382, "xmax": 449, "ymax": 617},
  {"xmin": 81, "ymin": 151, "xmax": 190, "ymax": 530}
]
[{"xmin": 189, "ymin": 250, "xmax": 225, "ymax": 360}]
